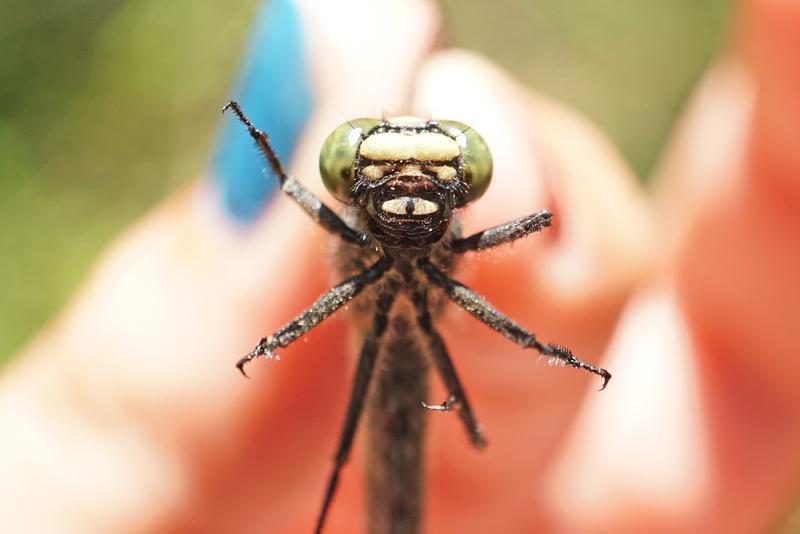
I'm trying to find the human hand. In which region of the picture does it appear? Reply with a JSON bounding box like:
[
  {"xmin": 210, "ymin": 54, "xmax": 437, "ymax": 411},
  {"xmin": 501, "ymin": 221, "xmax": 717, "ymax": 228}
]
[{"xmin": 2, "ymin": 0, "xmax": 798, "ymax": 533}]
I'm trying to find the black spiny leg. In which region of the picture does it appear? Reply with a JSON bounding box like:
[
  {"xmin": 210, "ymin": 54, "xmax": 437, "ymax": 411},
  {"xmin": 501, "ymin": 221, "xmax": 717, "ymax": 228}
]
[
  {"xmin": 412, "ymin": 287, "xmax": 487, "ymax": 448},
  {"xmin": 315, "ymin": 289, "xmax": 398, "ymax": 534},
  {"xmin": 418, "ymin": 258, "xmax": 611, "ymax": 390},
  {"xmin": 237, "ymin": 257, "xmax": 392, "ymax": 376},
  {"xmin": 450, "ymin": 210, "xmax": 553, "ymax": 253},
  {"xmin": 222, "ymin": 100, "xmax": 368, "ymax": 247}
]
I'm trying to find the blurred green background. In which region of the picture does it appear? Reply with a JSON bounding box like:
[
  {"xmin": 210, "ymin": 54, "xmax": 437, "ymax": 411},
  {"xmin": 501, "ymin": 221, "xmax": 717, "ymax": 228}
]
[{"xmin": 0, "ymin": 0, "xmax": 730, "ymax": 361}]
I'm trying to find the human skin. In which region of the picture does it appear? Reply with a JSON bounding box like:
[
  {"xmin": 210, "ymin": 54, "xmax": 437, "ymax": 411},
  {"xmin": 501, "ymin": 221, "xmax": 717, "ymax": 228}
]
[{"xmin": 1, "ymin": 0, "xmax": 799, "ymax": 533}]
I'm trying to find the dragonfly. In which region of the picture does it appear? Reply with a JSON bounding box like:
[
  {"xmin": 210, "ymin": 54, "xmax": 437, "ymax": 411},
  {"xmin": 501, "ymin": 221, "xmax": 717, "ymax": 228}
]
[{"xmin": 223, "ymin": 100, "xmax": 611, "ymax": 534}]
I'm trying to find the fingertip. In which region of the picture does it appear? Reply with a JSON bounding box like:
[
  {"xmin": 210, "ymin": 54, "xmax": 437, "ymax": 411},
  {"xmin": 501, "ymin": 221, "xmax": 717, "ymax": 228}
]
[{"xmin": 298, "ymin": 0, "xmax": 441, "ymax": 113}]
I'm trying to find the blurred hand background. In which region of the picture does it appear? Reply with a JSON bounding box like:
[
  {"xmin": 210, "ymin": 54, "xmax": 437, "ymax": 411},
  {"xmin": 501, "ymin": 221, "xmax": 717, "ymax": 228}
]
[{"xmin": 2, "ymin": 0, "xmax": 799, "ymax": 533}]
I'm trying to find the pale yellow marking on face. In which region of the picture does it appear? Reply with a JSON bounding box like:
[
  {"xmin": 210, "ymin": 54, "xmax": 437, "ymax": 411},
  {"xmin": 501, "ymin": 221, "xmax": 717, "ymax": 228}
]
[
  {"xmin": 381, "ymin": 196, "xmax": 439, "ymax": 216},
  {"xmin": 361, "ymin": 164, "xmax": 388, "ymax": 180},
  {"xmin": 361, "ymin": 163, "xmax": 458, "ymax": 182},
  {"xmin": 399, "ymin": 164, "xmax": 425, "ymax": 177},
  {"xmin": 360, "ymin": 132, "xmax": 460, "ymax": 161},
  {"xmin": 429, "ymin": 165, "xmax": 457, "ymax": 181}
]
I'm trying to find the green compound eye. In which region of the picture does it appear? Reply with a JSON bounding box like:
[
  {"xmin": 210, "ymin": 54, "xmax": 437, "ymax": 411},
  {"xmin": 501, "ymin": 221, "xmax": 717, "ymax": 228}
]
[
  {"xmin": 319, "ymin": 118, "xmax": 381, "ymax": 202},
  {"xmin": 438, "ymin": 121, "xmax": 493, "ymax": 206}
]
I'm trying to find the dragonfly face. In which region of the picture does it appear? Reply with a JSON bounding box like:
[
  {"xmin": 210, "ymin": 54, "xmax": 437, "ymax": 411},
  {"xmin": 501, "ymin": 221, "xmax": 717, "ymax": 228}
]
[{"xmin": 319, "ymin": 116, "xmax": 493, "ymax": 249}]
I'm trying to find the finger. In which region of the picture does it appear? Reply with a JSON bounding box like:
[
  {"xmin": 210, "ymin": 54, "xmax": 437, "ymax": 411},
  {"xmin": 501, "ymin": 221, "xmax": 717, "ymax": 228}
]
[
  {"xmin": 552, "ymin": 1, "xmax": 800, "ymax": 530},
  {"xmin": 541, "ymin": 64, "xmax": 749, "ymax": 530},
  {"xmin": 663, "ymin": 0, "xmax": 800, "ymax": 524},
  {"xmin": 410, "ymin": 50, "xmax": 653, "ymax": 531},
  {"xmin": 415, "ymin": 50, "xmax": 653, "ymax": 326},
  {"xmin": 545, "ymin": 284, "xmax": 710, "ymax": 532},
  {"xmin": 665, "ymin": 0, "xmax": 800, "ymax": 529}
]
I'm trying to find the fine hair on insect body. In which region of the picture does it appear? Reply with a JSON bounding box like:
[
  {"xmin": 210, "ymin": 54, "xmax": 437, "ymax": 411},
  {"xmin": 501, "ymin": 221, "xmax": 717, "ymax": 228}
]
[{"xmin": 223, "ymin": 100, "xmax": 611, "ymax": 534}]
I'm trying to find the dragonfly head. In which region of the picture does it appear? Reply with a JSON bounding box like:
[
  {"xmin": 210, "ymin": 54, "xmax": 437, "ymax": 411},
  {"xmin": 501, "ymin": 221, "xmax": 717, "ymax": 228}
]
[{"xmin": 319, "ymin": 116, "xmax": 492, "ymax": 249}]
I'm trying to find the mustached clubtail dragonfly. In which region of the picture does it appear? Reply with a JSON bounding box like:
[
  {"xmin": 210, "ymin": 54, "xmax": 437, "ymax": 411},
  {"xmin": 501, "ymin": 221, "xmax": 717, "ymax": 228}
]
[{"xmin": 223, "ymin": 100, "xmax": 611, "ymax": 534}]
